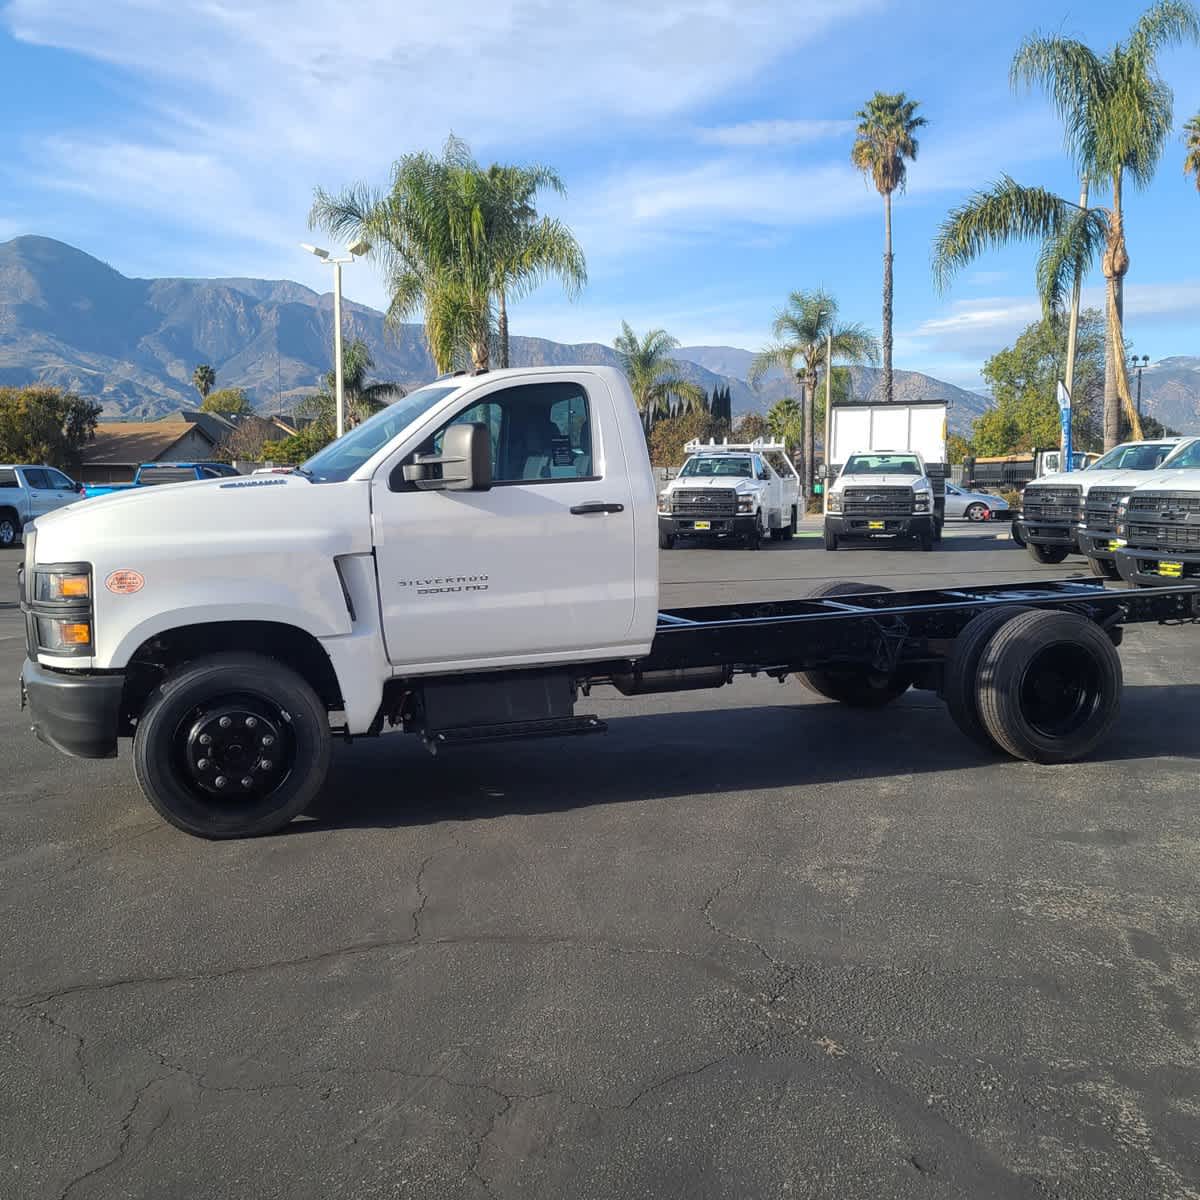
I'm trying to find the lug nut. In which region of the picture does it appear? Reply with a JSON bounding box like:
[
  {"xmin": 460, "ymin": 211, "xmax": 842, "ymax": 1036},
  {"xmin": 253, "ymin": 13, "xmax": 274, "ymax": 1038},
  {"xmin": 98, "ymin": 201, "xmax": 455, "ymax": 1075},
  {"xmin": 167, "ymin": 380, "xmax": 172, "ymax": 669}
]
[
  {"xmin": 261, "ymin": 735, "xmax": 274, "ymax": 747},
  {"xmin": 245, "ymin": 716, "xmax": 258, "ymax": 729},
  {"xmin": 214, "ymin": 776, "xmax": 228, "ymax": 788},
  {"xmin": 241, "ymin": 776, "xmax": 253, "ymax": 788},
  {"xmin": 199, "ymin": 734, "xmax": 212, "ymax": 746},
  {"xmin": 219, "ymin": 717, "xmax": 232, "ymax": 729},
  {"xmin": 197, "ymin": 757, "xmax": 210, "ymax": 770},
  {"xmin": 260, "ymin": 759, "xmax": 273, "ymax": 771}
]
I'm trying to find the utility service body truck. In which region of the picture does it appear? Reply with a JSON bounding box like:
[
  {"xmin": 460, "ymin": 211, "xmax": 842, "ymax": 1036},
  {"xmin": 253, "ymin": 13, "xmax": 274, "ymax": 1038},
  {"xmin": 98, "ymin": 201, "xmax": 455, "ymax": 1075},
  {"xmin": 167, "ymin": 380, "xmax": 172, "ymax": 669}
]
[
  {"xmin": 822, "ymin": 401, "xmax": 948, "ymax": 551},
  {"xmin": 17, "ymin": 366, "xmax": 1200, "ymax": 839},
  {"xmin": 1015, "ymin": 438, "xmax": 1199, "ymax": 575},
  {"xmin": 656, "ymin": 439, "xmax": 800, "ymax": 549}
]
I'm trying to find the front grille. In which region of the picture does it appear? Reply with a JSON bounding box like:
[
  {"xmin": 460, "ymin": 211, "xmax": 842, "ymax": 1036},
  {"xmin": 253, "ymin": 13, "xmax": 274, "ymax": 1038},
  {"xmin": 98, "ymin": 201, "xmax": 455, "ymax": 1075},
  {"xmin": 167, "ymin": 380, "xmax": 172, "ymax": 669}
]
[
  {"xmin": 1123, "ymin": 491, "xmax": 1200, "ymax": 551},
  {"xmin": 1084, "ymin": 487, "xmax": 1125, "ymax": 534},
  {"xmin": 842, "ymin": 485, "xmax": 914, "ymax": 516},
  {"xmin": 1128, "ymin": 491, "xmax": 1200, "ymax": 516},
  {"xmin": 1023, "ymin": 485, "xmax": 1082, "ymax": 522},
  {"xmin": 1128, "ymin": 523, "xmax": 1200, "ymax": 549},
  {"xmin": 670, "ymin": 488, "xmax": 737, "ymax": 516}
]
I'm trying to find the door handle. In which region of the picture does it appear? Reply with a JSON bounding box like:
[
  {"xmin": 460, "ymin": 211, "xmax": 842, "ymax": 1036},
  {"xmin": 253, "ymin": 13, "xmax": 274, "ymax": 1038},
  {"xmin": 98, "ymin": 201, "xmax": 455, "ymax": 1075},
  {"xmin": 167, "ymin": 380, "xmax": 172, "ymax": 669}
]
[{"xmin": 570, "ymin": 502, "xmax": 624, "ymax": 515}]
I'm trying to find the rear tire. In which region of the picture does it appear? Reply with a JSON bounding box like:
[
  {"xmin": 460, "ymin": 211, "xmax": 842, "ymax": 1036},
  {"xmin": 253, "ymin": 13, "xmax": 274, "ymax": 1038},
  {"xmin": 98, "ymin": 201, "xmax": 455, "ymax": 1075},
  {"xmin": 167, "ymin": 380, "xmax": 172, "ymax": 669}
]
[
  {"xmin": 0, "ymin": 509, "xmax": 20, "ymax": 549},
  {"xmin": 965, "ymin": 502, "xmax": 989, "ymax": 522},
  {"xmin": 1088, "ymin": 556, "xmax": 1120, "ymax": 580},
  {"xmin": 1028, "ymin": 542, "xmax": 1069, "ymax": 565},
  {"xmin": 976, "ymin": 610, "xmax": 1122, "ymax": 764},
  {"xmin": 942, "ymin": 605, "xmax": 1033, "ymax": 749},
  {"xmin": 133, "ymin": 653, "xmax": 332, "ymax": 838},
  {"xmin": 799, "ymin": 582, "xmax": 910, "ymax": 707}
]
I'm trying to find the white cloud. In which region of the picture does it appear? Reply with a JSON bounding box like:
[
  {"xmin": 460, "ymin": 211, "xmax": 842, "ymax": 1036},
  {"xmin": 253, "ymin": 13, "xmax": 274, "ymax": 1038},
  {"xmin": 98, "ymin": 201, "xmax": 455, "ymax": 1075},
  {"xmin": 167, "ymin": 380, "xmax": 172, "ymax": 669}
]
[{"xmin": 696, "ymin": 119, "xmax": 856, "ymax": 147}]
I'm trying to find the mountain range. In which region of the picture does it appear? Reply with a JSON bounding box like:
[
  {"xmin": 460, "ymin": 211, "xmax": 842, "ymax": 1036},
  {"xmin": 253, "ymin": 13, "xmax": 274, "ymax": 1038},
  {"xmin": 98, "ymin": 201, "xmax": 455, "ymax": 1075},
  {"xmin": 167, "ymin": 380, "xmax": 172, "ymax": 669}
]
[{"xmin": 3, "ymin": 235, "xmax": 1197, "ymax": 435}]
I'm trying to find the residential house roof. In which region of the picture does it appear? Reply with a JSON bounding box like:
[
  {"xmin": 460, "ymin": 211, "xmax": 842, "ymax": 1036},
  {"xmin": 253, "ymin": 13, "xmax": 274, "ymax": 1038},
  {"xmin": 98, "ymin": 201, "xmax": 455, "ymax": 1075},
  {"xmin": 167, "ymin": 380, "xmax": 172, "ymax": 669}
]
[{"xmin": 80, "ymin": 422, "xmax": 216, "ymax": 465}]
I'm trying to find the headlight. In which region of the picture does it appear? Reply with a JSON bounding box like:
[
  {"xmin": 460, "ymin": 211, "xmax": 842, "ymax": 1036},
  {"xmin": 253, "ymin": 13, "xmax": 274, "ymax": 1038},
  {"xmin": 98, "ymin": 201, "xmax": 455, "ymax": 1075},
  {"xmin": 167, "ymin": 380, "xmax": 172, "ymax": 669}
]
[
  {"xmin": 737, "ymin": 495, "xmax": 756, "ymax": 513},
  {"xmin": 827, "ymin": 492, "xmax": 843, "ymax": 513},
  {"xmin": 36, "ymin": 617, "xmax": 93, "ymax": 651},
  {"xmin": 913, "ymin": 493, "xmax": 931, "ymax": 512},
  {"xmin": 34, "ymin": 571, "xmax": 90, "ymax": 601},
  {"xmin": 657, "ymin": 491, "xmax": 671, "ymax": 513}
]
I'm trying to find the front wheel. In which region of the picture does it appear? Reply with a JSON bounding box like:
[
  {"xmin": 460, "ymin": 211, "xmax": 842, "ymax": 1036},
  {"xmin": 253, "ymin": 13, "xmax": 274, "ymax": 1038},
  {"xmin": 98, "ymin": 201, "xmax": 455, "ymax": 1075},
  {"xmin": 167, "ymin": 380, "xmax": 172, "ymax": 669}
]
[
  {"xmin": 745, "ymin": 515, "xmax": 763, "ymax": 550},
  {"xmin": 1028, "ymin": 542, "xmax": 1069, "ymax": 565},
  {"xmin": 0, "ymin": 510, "xmax": 20, "ymax": 549},
  {"xmin": 823, "ymin": 525, "xmax": 838, "ymax": 552},
  {"xmin": 1088, "ymin": 556, "xmax": 1120, "ymax": 580},
  {"xmin": 133, "ymin": 653, "xmax": 332, "ymax": 838},
  {"xmin": 658, "ymin": 528, "xmax": 676, "ymax": 550},
  {"xmin": 965, "ymin": 502, "xmax": 990, "ymax": 522}
]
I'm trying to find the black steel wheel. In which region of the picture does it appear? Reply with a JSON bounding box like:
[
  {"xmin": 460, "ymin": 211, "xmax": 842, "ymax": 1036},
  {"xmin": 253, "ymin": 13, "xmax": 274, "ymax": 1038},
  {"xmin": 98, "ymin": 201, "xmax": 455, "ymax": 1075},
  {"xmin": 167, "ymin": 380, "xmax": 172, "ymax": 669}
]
[
  {"xmin": 941, "ymin": 605, "xmax": 1032, "ymax": 749},
  {"xmin": 133, "ymin": 653, "xmax": 331, "ymax": 838},
  {"xmin": 1028, "ymin": 542, "xmax": 1069, "ymax": 565},
  {"xmin": 976, "ymin": 610, "xmax": 1122, "ymax": 763},
  {"xmin": 798, "ymin": 582, "xmax": 911, "ymax": 707},
  {"xmin": 1088, "ymin": 556, "xmax": 1120, "ymax": 580}
]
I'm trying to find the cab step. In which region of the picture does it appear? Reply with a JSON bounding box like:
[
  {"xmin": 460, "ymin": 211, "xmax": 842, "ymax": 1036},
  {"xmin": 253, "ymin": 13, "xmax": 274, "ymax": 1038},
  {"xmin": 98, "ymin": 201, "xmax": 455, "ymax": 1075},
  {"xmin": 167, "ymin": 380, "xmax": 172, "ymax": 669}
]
[{"xmin": 425, "ymin": 714, "xmax": 607, "ymax": 749}]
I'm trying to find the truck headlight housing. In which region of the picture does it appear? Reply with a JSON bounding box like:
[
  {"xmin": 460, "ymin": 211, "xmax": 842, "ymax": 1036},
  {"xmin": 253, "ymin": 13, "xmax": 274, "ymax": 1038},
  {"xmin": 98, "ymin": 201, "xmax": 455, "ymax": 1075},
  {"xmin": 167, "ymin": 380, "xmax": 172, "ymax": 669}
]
[
  {"xmin": 827, "ymin": 492, "xmax": 842, "ymax": 513},
  {"xmin": 34, "ymin": 571, "xmax": 91, "ymax": 601},
  {"xmin": 30, "ymin": 563, "xmax": 94, "ymax": 656},
  {"xmin": 913, "ymin": 493, "xmax": 931, "ymax": 512},
  {"xmin": 737, "ymin": 495, "xmax": 756, "ymax": 513},
  {"xmin": 657, "ymin": 491, "xmax": 671, "ymax": 514}
]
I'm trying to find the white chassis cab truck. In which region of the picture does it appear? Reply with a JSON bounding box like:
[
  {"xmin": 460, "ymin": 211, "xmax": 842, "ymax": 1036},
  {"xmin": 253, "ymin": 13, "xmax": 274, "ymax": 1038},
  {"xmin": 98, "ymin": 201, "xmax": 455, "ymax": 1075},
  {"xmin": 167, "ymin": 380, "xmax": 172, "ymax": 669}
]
[
  {"xmin": 823, "ymin": 401, "xmax": 948, "ymax": 552},
  {"xmin": 656, "ymin": 439, "xmax": 800, "ymax": 549},
  {"xmin": 1113, "ymin": 438, "xmax": 1200, "ymax": 586},
  {"xmin": 17, "ymin": 366, "xmax": 1200, "ymax": 838}
]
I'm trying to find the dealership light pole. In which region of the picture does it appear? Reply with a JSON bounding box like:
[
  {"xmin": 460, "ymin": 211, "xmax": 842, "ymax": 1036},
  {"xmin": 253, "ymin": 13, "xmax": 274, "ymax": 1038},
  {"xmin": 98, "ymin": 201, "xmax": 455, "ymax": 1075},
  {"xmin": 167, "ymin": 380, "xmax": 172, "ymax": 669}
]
[
  {"xmin": 301, "ymin": 239, "xmax": 371, "ymax": 439},
  {"xmin": 1129, "ymin": 353, "xmax": 1150, "ymax": 420}
]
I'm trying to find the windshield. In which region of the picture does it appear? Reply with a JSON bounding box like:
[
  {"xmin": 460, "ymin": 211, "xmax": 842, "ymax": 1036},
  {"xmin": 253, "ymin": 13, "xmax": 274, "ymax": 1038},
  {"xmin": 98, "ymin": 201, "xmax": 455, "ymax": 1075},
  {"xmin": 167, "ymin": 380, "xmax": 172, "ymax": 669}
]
[
  {"xmin": 298, "ymin": 385, "xmax": 459, "ymax": 483},
  {"xmin": 1159, "ymin": 441, "xmax": 1200, "ymax": 469},
  {"xmin": 679, "ymin": 456, "xmax": 753, "ymax": 478},
  {"xmin": 843, "ymin": 453, "xmax": 922, "ymax": 476},
  {"xmin": 1088, "ymin": 443, "xmax": 1177, "ymax": 471}
]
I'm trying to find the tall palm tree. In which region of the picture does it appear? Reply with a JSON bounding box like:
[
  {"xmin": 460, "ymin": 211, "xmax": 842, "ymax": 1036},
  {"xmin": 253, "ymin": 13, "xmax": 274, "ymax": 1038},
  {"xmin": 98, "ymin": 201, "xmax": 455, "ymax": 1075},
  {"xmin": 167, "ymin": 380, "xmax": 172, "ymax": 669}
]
[
  {"xmin": 1185, "ymin": 112, "xmax": 1200, "ymax": 190},
  {"xmin": 851, "ymin": 92, "xmax": 927, "ymax": 405},
  {"xmin": 936, "ymin": 2, "xmax": 1198, "ymax": 448},
  {"xmin": 767, "ymin": 396, "xmax": 802, "ymax": 444},
  {"xmin": 192, "ymin": 364, "xmax": 215, "ymax": 401},
  {"xmin": 301, "ymin": 338, "xmax": 405, "ymax": 432},
  {"xmin": 485, "ymin": 164, "xmax": 587, "ymax": 368},
  {"xmin": 612, "ymin": 323, "xmax": 705, "ymax": 432},
  {"xmin": 749, "ymin": 290, "xmax": 879, "ymax": 497}
]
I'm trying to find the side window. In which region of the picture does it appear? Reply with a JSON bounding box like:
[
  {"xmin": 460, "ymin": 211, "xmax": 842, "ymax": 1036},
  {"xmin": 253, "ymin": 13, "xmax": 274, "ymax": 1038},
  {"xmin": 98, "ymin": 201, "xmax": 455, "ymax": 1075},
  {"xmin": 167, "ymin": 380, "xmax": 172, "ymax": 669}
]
[
  {"xmin": 45, "ymin": 469, "xmax": 75, "ymax": 490},
  {"xmin": 0, "ymin": 469, "xmax": 18, "ymax": 489},
  {"xmin": 23, "ymin": 469, "xmax": 51, "ymax": 490},
  {"xmin": 755, "ymin": 457, "xmax": 771, "ymax": 481},
  {"xmin": 426, "ymin": 381, "xmax": 596, "ymax": 485}
]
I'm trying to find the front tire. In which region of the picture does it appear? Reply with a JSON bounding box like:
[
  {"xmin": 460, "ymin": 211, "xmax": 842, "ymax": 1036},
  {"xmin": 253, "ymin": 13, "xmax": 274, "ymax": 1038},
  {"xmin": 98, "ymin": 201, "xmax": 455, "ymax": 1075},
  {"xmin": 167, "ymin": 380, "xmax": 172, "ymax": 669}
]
[
  {"xmin": 659, "ymin": 527, "xmax": 676, "ymax": 550},
  {"xmin": 823, "ymin": 524, "xmax": 839, "ymax": 551},
  {"xmin": 745, "ymin": 514, "xmax": 763, "ymax": 550},
  {"xmin": 1028, "ymin": 542, "xmax": 1070, "ymax": 565},
  {"xmin": 0, "ymin": 509, "xmax": 20, "ymax": 549},
  {"xmin": 133, "ymin": 653, "xmax": 332, "ymax": 839},
  {"xmin": 1088, "ymin": 556, "xmax": 1120, "ymax": 580},
  {"xmin": 965, "ymin": 502, "xmax": 989, "ymax": 522}
]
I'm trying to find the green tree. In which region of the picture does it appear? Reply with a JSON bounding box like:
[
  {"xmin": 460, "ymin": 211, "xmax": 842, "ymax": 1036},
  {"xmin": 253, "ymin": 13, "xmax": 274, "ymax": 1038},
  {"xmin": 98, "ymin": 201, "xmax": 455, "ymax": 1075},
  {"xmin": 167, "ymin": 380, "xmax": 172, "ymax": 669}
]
[
  {"xmin": 935, "ymin": 2, "xmax": 1199, "ymax": 449},
  {"xmin": 767, "ymin": 397, "xmax": 802, "ymax": 447},
  {"xmin": 260, "ymin": 426, "xmax": 331, "ymax": 465},
  {"xmin": 485, "ymin": 164, "xmax": 587, "ymax": 368},
  {"xmin": 851, "ymin": 92, "xmax": 927, "ymax": 404},
  {"xmin": 0, "ymin": 385, "xmax": 101, "ymax": 468},
  {"xmin": 312, "ymin": 136, "xmax": 585, "ymax": 374},
  {"xmin": 200, "ymin": 387, "xmax": 253, "ymax": 415},
  {"xmin": 612, "ymin": 323, "xmax": 705, "ymax": 432},
  {"xmin": 192, "ymin": 364, "xmax": 216, "ymax": 400},
  {"xmin": 946, "ymin": 433, "xmax": 973, "ymax": 464},
  {"xmin": 749, "ymin": 290, "xmax": 879, "ymax": 499},
  {"xmin": 1185, "ymin": 112, "xmax": 1200, "ymax": 190},
  {"xmin": 732, "ymin": 413, "xmax": 770, "ymax": 442},
  {"xmin": 971, "ymin": 310, "xmax": 1106, "ymax": 456},
  {"xmin": 647, "ymin": 408, "xmax": 730, "ymax": 467}
]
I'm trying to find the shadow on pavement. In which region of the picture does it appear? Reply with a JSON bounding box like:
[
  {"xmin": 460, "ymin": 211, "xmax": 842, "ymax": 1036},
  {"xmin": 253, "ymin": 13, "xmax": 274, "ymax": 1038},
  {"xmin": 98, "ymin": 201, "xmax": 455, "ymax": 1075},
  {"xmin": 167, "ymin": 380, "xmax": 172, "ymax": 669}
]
[{"xmin": 299, "ymin": 683, "xmax": 1200, "ymax": 834}]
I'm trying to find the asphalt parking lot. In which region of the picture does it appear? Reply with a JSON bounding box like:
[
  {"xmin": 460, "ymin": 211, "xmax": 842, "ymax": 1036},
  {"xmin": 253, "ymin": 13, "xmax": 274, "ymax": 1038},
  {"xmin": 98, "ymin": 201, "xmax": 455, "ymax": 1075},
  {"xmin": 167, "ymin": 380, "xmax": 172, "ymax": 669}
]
[{"xmin": 3, "ymin": 524, "xmax": 1199, "ymax": 1200}]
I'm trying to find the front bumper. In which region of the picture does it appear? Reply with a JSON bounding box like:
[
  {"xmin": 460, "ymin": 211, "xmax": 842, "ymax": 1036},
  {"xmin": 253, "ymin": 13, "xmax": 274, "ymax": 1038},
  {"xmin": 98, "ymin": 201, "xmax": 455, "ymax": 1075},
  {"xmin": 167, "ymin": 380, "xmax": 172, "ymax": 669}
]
[
  {"xmin": 1114, "ymin": 547, "xmax": 1200, "ymax": 587},
  {"xmin": 1078, "ymin": 528, "xmax": 1121, "ymax": 562},
  {"xmin": 825, "ymin": 513, "xmax": 933, "ymax": 540},
  {"xmin": 20, "ymin": 658, "xmax": 123, "ymax": 759},
  {"xmin": 659, "ymin": 513, "xmax": 758, "ymax": 538},
  {"xmin": 1015, "ymin": 518, "xmax": 1079, "ymax": 549}
]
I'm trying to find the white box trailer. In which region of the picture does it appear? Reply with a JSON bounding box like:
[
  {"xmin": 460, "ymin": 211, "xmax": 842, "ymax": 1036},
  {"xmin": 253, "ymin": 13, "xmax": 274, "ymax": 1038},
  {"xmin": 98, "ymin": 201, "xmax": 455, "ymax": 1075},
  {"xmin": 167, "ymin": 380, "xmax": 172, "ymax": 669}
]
[{"xmin": 827, "ymin": 401, "xmax": 948, "ymax": 477}]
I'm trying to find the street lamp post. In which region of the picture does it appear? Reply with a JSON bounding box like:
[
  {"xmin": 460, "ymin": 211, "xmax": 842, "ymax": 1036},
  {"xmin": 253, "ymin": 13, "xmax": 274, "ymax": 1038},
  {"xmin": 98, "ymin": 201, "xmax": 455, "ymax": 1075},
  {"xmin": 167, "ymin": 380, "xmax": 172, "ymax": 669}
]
[
  {"xmin": 301, "ymin": 240, "xmax": 371, "ymax": 439},
  {"xmin": 1129, "ymin": 353, "xmax": 1150, "ymax": 421}
]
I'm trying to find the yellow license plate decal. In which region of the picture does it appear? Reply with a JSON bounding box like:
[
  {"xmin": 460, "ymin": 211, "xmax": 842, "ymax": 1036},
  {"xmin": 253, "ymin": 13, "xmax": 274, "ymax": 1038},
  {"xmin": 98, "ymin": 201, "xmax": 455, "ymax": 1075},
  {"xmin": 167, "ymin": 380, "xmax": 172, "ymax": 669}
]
[
  {"xmin": 1159, "ymin": 561, "xmax": 1183, "ymax": 577},
  {"xmin": 868, "ymin": 521, "xmax": 885, "ymax": 530},
  {"xmin": 1108, "ymin": 540, "xmax": 1121, "ymax": 552},
  {"xmin": 694, "ymin": 520, "xmax": 711, "ymax": 530}
]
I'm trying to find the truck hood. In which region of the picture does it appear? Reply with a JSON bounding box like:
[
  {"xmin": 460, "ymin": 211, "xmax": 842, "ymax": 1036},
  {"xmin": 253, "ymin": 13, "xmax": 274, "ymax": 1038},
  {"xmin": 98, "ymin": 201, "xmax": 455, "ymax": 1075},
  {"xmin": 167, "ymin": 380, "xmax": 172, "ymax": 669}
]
[
  {"xmin": 1030, "ymin": 468, "xmax": 1155, "ymax": 493},
  {"xmin": 31, "ymin": 474, "xmax": 373, "ymax": 564},
  {"xmin": 1121, "ymin": 469, "xmax": 1200, "ymax": 495}
]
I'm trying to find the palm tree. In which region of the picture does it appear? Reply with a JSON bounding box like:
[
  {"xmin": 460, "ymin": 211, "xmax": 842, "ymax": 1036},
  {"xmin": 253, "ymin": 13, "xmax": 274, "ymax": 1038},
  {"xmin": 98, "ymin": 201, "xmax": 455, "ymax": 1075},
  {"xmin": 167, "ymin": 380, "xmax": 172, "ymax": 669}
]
[
  {"xmin": 301, "ymin": 339, "xmax": 404, "ymax": 432},
  {"xmin": 749, "ymin": 290, "xmax": 879, "ymax": 498},
  {"xmin": 612, "ymin": 323, "xmax": 706, "ymax": 432},
  {"xmin": 935, "ymin": 3, "xmax": 1198, "ymax": 448},
  {"xmin": 1185, "ymin": 112, "xmax": 1200, "ymax": 190},
  {"xmin": 485, "ymin": 164, "xmax": 587, "ymax": 368},
  {"xmin": 767, "ymin": 396, "xmax": 802, "ymax": 444},
  {"xmin": 851, "ymin": 92, "xmax": 926, "ymax": 405},
  {"xmin": 192, "ymin": 364, "xmax": 215, "ymax": 401}
]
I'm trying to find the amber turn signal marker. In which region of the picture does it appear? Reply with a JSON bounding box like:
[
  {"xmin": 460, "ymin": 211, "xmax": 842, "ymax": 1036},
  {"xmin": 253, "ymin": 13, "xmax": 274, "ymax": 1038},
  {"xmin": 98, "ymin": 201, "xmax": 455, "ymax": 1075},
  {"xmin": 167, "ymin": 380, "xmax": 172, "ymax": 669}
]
[{"xmin": 61, "ymin": 622, "xmax": 92, "ymax": 645}]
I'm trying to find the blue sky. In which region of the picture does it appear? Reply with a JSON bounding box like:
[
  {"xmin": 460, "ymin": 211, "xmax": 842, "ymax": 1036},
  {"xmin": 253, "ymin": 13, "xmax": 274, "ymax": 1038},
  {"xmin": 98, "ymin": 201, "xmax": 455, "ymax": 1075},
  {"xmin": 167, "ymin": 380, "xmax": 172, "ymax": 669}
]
[{"xmin": 2, "ymin": 0, "xmax": 1198, "ymax": 391}]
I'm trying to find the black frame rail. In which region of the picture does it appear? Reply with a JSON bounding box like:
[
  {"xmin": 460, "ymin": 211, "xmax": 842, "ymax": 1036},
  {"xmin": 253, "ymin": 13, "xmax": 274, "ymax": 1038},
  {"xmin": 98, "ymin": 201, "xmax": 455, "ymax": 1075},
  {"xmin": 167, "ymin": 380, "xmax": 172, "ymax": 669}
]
[{"xmin": 644, "ymin": 580, "xmax": 1200, "ymax": 674}]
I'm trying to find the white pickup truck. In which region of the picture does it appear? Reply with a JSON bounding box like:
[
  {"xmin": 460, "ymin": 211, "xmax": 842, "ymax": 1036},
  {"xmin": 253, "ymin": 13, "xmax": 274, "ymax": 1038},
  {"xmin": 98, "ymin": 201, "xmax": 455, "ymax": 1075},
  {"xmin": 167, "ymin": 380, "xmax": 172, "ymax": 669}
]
[
  {"xmin": 824, "ymin": 450, "xmax": 939, "ymax": 551},
  {"xmin": 0, "ymin": 464, "xmax": 83, "ymax": 547},
  {"xmin": 656, "ymin": 439, "xmax": 800, "ymax": 549},
  {"xmin": 17, "ymin": 366, "xmax": 1200, "ymax": 838}
]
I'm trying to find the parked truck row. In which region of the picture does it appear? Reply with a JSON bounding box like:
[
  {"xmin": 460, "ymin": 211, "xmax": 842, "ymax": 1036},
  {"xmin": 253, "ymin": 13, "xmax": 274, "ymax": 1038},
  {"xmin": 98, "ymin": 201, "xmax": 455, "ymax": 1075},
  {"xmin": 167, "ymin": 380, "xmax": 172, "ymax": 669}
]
[{"xmin": 17, "ymin": 366, "xmax": 1200, "ymax": 840}]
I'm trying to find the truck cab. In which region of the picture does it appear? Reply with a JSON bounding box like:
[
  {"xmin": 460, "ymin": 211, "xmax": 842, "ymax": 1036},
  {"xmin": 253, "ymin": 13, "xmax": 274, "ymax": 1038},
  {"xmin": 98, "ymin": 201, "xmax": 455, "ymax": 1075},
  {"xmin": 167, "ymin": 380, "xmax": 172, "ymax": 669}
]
[
  {"xmin": 656, "ymin": 439, "xmax": 800, "ymax": 549},
  {"xmin": 1016, "ymin": 438, "xmax": 1195, "ymax": 572},
  {"xmin": 824, "ymin": 450, "xmax": 938, "ymax": 551}
]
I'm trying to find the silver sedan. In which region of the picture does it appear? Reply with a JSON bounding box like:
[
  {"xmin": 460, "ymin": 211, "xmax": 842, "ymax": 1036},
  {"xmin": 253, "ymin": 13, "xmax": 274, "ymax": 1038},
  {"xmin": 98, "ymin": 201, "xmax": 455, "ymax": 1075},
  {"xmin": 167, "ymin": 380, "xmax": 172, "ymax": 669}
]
[{"xmin": 943, "ymin": 483, "xmax": 1011, "ymax": 522}]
